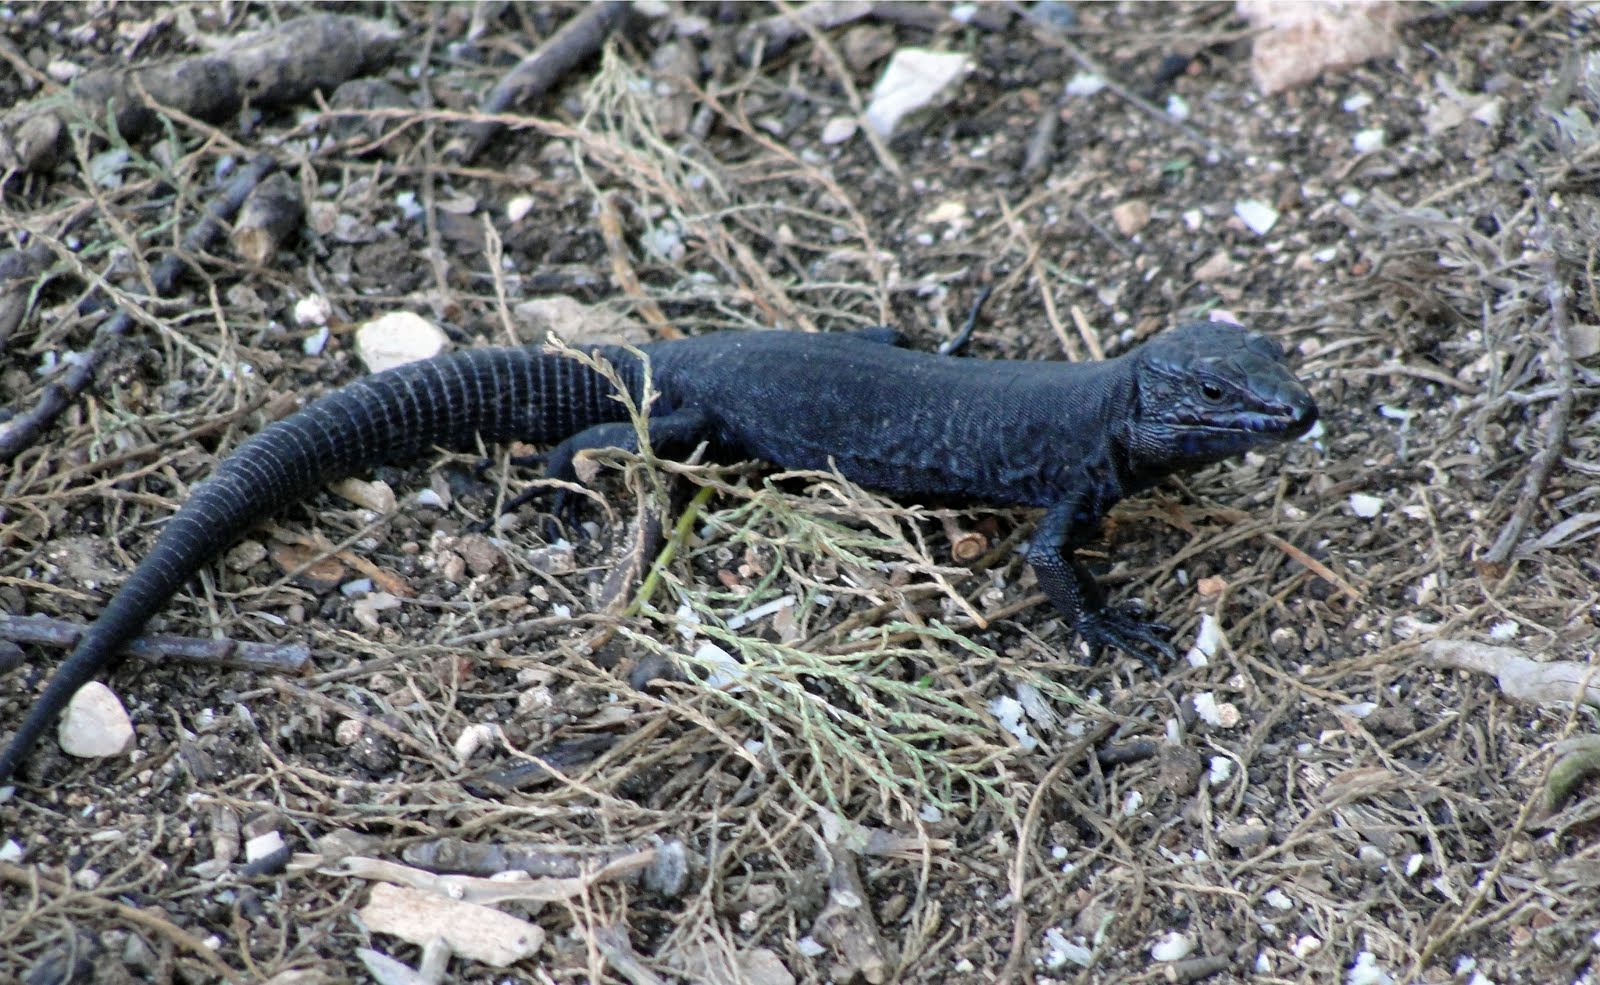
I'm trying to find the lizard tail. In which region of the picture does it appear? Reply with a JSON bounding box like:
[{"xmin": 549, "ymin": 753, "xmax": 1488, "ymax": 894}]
[{"xmin": 0, "ymin": 344, "xmax": 642, "ymax": 782}]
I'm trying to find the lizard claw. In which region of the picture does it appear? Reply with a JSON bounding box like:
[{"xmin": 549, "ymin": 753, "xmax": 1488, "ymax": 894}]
[{"xmin": 1076, "ymin": 603, "xmax": 1176, "ymax": 674}]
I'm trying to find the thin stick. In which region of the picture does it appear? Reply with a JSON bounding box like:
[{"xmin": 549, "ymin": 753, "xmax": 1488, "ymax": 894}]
[
  {"xmin": 453, "ymin": 1, "xmax": 631, "ymax": 162},
  {"xmin": 0, "ymin": 612, "xmax": 309, "ymax": 674},
  {"xmin": 1480, "ymin": 251, "xmax": 1576, "ymax": 573}
]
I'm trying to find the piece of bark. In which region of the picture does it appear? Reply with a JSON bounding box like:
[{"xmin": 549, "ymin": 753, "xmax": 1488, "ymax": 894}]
[
  {"xmin": 231, "ymin": 171, "xmax": 304, "ymax": 266},
  {"xmin": 0, "ymin": 14, "xmax": 402, "ymax": 175},
  {"xmin": 810, "ymin": 844, "xmax": 892, "ymax": 984}
]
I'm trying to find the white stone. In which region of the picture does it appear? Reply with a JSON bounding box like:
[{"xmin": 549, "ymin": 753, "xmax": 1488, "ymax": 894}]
[
  {"xmin": 820, "ymin": 116, "xmax": 859, "ymax": 145},
  {"xmin": 1353, "ymin": 128, "xmax": 1386, "ymax": 153},
  {"xmin": 1348, "ymin": 493, "xmax": 1383, "ymax": 518},
  {"xmin": 294, "ymin": 294, "xmax": 333, "ymax": 328},
  {"xmin": 58, "ymin": 682, "xmax": 134, "ymax": 759},
  {"xmin": 1234, "ymin": 199, "xmax": 1280, "ymax": 236},
  {"xmin": 1151, "ymin": 932, "xmax": 1194, "ymax": 962},
  {"xmin": 864, "ymin": 49, "xmax": 972, "ymax": 139},
  {"xmin": 354, "ymin": 312, "xmax": 449, "ymax": 373},
  {"xmin": 245, "ymin": 830, "xmax": 285, "ymax": 863}
]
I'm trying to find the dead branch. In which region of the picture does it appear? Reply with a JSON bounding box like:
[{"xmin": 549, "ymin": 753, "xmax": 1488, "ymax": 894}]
[
  {"xmin": 0, "ymin": 14, "xmax": 402, "ymax": 175},
  {"xmin": 230, "ymin": 170, "xmax": 304, "ymax": 266},
  {"xmin": 452, "ymin": 1, "xmax": 633, "ymax": 163},
  {"xmin": 0, "ymin": 612, "xmax": 309, "ymax": 674},
  {"xmin": 1479, "ymin": 252, "xmax": 1577, "ymax": 574}
]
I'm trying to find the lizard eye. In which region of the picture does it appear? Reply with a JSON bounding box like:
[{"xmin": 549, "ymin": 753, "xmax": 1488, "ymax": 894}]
[{"xmin": 1201, "ymin": 382, "xmax": 1224, "ymax": 402}]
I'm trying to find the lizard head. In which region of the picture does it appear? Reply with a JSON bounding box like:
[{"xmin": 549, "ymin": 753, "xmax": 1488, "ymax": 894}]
[{"xmin": 1126, "ymin": 321, "xmax": 1318, "ymax": 469}]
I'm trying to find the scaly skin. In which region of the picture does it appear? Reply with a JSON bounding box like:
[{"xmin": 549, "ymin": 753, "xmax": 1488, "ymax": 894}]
[{"xmin": 0, "ymin": 321, "xmax": 1316, "ymax": 782}]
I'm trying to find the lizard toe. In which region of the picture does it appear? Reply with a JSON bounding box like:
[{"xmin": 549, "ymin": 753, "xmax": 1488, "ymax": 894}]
[{"xmin": 1077, "ymin": 603, "xmax": 1176, "ymax": 674}]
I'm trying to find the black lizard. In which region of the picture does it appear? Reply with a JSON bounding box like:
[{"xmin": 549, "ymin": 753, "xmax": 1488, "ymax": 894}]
[{"xmin": 0, "ymin": 320, "xmax": 1316, "ymax": 782}]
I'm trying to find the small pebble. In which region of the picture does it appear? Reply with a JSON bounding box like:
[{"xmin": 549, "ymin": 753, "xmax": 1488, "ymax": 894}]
[{"xmin": 58, "ymin": 682, "xmax": 133, "ymax": 759}]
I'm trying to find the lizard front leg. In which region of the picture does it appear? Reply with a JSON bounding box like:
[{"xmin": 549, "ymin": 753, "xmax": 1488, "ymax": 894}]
[{"xmin": 1027, "ymin": 498, "xmax": 1175, "ymax": 672}]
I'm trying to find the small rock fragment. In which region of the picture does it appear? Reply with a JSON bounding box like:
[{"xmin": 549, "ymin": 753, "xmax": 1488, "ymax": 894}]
[
  {"xmin": 355, "ymin": 312, "xmax": 449, "ymax": 373},
  {"xmin": 1111, "ymin": 200, "xmax": 1151, "ymax": 236},
  {"xmin": 225, "ymin": 539, "xmax": 269, "ymax": 572},
  {"xmin": 294, "ymin": 295, "xmax": 333, "ymax": 328},
  {"xmin": 58, "ymin": 682, "xmax": 134, "ymax": 759},
  {"xmin": 1194, "ymin": 250, "xmax": 1239, "ymax": 281},
  {"xmin": 332, "ymin": 477, "xmax": 397, "ymax": 513},
  {"xmin": 864, "ymin": 48, "xmax": 972, "ymax": 139},
  {"xmin": 1151, "ymin": 932, "xmax": 1194, "ymax": 962},
  {"xmin": 514, "ymin": 296, "xmax": 651, "ymax": 348},
  {"xmin": 352, "ymin": 591, "xmax": 402, "ymax": 631},
  {"xmin": 1192, "ymin": 692, "xmax": 1241, "ymax": 729},
  {"xmin": 245, "ymin": 830, "xmax": 286, "ymax": 864},
  {"xmin": 1240, "ymin": 0, "xmax": 1407, "ymax": 95},
  {"xmin": 820, "ymin": 116, "xmax": 859, "ymax": 145},
  {"xmin": 1352, "ymin": 128, "xmax": 1386, "ymax": 153},
  {"xmin": 1348, "ymin": 493, "xmax": 1383, "ymax": 518},
  {"xmin": 1234, "ymin": 199, "xmax": 1279, "ymax": 236}
]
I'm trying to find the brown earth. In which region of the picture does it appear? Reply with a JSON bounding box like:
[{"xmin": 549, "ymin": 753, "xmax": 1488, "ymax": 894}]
[{"xmin": 2, "ymin": 3, "xmax": 1598, "ymax": 983}]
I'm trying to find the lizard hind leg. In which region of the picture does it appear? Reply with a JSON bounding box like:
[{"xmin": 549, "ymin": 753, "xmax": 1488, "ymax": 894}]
[{"xmin": 505, "ymin": 407, "xmax": 712, "ymax": 533}]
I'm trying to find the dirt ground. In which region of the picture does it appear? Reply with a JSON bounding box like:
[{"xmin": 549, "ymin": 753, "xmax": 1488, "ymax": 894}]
[{"xmin": 2, "ymin": 2, "xmax": 1599, "ymax": 983}]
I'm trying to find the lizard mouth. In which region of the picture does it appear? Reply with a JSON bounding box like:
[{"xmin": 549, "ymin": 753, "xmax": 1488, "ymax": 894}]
[{"xmin": 1175, "ymin": 393, "xmax": 1317, "ymax": 440}]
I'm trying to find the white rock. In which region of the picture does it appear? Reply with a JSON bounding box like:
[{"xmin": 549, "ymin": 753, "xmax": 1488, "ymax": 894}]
[
  {"xmin": 1264, "ymin": 888, "xmax": 1295, "ymax": 910},
  {"xmin": 1348, "ymin": 950, "xmax": 1395, "ymax": 985},
  {"xmin": 355, "ymin": 312, "xmax": 449, "ymax": 373},
  {"xmin": 988, "ymin": 695, "xmax": 1037, "ymax": 750},
  {"xmin": 1186, "ymin": 612, "xmax": 1224, "ymax": 667},
  {"xmin": 864, "ymin": 48, "xmax": 972, "ymax": 139},
  {"xmin": 302, "ymin": 326, "xmax": 330, "ymax": 356},
  {"xmin": 820, "ymin": 116, "xmax": 859, "ymax": 145},
  {"xmin": 1193, "ymin": 692, "xmax": 1241, "ymax": 729},
  {"xmin": 1353, "ymin": 128, "xmax": 1386, "ymax": 153},
  {"xmin": 1065, "ymin": 72, "xmax": 1105, "ymax": 96},
  {"xmin": 1489, "ymin": 620, "xmax": 1520, "ymax": 641},
  {"xmin": 1234, "ymin": 199, "xmax": 1280, "ymax": 236},
  {"xmin": 1151, "ymin": 932, "xmax": 1194, "ymax": 962},
  {"xmin": 505, "ymin": 195, "xmax": 535, "ymax": 223},
  {"xmin": 58, "ymin": 682, "xmax": 134, "ymax": 759},
  {"xmin": 295, "ymin": 295, "xmax": 333, "ymax": 329},
  {"xmin": 1348, "ymin": 493, "xmax": 1383, "ymax": 518},
  {"xmin": 244, "ymin": 830, "xmax": 285, "ymax": 863},
  {"xmin": 331, "ymin": 476, "xmax": 397, "ymax": 513},
  {"xmin": 453, "ymin": 723, "xmax": 501, "ymax": 763}
]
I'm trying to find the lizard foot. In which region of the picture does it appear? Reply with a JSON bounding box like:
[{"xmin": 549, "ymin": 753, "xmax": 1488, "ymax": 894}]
[{"xmin": 1076, "ymin": 603, "xmax": 1176, "ymax": 674}]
